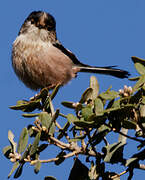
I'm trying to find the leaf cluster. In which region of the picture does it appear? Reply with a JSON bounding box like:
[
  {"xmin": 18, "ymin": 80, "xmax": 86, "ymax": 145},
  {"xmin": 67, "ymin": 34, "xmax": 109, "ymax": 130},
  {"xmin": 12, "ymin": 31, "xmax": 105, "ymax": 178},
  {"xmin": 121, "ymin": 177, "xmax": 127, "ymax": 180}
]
[{"xmin": 3, "ymin": 57, "xmax": 145, "ymax": 179}]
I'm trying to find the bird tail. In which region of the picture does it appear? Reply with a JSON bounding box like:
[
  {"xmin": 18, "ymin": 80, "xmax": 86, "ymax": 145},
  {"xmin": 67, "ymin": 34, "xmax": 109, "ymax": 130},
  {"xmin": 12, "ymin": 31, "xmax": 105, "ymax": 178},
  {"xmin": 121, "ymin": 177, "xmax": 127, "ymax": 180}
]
[{"xmin": 78, "ymin": 65, "xmax": 130, "ymax": 78}]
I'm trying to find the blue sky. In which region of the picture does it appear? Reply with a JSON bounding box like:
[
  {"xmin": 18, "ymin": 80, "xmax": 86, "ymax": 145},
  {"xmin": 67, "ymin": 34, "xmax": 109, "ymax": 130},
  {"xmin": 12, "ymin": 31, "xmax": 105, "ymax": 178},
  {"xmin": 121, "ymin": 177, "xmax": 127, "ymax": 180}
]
[{"xmin": 1, "ymin": 0, "xmax": 145, "ymax": 179}]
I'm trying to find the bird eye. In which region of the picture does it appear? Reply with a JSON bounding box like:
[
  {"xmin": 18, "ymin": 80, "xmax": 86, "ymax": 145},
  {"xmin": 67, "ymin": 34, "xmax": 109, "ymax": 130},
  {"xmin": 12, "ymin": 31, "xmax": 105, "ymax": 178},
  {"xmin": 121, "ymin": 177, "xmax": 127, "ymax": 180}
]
[{"xmin": 31, "ymin": 19, "xmax": 35, "ymax": 24}]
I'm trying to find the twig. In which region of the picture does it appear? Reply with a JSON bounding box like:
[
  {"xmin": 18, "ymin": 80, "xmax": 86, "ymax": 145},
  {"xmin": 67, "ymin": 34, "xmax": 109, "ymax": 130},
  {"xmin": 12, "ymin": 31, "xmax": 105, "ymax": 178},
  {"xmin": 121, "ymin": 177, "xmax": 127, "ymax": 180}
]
[
  {"xmin": 111, "ymin": 169, "xmax": 129, "ymax": 179},
  {"xmin": 39, "ymin": 151, "xmax": 77, "ymax": 163},
  {"xmin": 116, "ymin": 130, "xmax": 144, "ymax": 143},
  {"xmin": 105, "ymin": 123, "xmax": 144, "ymax": 143},
  {"xmin": 49, "ymin": 136, "xmax": 70, "ymax": 149},
  {"xmin": 59, "ymin": 113, "xmax": 67, "ymax": 118}
]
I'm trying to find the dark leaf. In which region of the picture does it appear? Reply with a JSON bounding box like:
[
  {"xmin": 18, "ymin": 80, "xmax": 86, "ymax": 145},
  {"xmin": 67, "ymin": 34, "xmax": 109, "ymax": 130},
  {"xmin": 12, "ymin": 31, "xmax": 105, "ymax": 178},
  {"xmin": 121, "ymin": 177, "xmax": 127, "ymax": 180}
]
[
  {"xmin": 2, "ymin": 145, "xmax": 12, "ymax": 159},
  {"xmin": 10, "ymin": 99, "xmax": 41, "ymax": 112},
  {"xmin": 22, "ymin": 113, "xmax": 39, "ymax": 118},
  {"xmin": 132, "ymin": 56, "xmax": 145, "ymax": 64},
  {"xmin": 73, "ymin": 119, "xmax": 95, "ymax": 128},
  {"xmin": 20, "ymin": 144, "xmax": 32, "ymax": 162},
  {"xmin": 27, "ymin": 125, "xmax": 37, "ymax": 137},
  {"xmin": 37, "ymin": 88, "xmax": 49, "ymax": 99},
  {"xmin": 51, "ymin": 109, "xmax": 59, "ymax": 121},
  {"xmin": 68, "ymin": 158, "xmax": 89, "ymax": 180},
  {"xmin": 79, "ymin": 87, "xmax": 93, "ymax": 103},
  {"xmin": 14, "ymin": 164, "xmax": 23, "ymax": 178},
  {"xmin": 61, "ymin": 101, "xmax": 76, "ymax": 109},
  {"xmin": 39, "ymin": 112, "xmax": 52, "ymax": 129},
  {"xmin": 34, "ymin": 161, "xmax": 41, "ymax": 174},
  {"xmin": 44, "ymin": 176, "xmax": 56, "ymax": 180},
  {"xmin": 17, "ymin": 128, "xmax": 29, "ymax": 154},
  {"xmin": 50, "ymin": 84, "xmax": 61, "ymax": 100},
  {"xmin": 30, "ymin": 132, "xmax": 41, "ymax": 156},
  {"xmin": 8, "ymin": 161, "xmax": 19, "ymax": 178},
  {"xmin": 122, "ymin": 120, "xmax": 136, "ymax": 129},
  {"xmin": 38, "ymin": 144, "xmax": 48, "ymax": 153},
  {"xmin": 129, "ymin": 76, "xmax": 140, "ymax": 81},
  {"xmin": 57, "ymin": 121, "xmax": 70, "ymax": 140},
  {"xmin": 55, "ymin": 151, "xmax": 66, "ymax": 165},
  {"xmin": 91, "ymin": 126, "xmax": 110, "ymax": 146}
]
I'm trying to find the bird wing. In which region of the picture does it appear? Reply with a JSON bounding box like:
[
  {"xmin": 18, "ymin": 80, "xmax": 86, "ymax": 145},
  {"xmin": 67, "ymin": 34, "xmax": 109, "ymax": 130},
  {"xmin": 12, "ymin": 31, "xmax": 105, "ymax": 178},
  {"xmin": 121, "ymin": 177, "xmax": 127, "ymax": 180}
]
[{"xmin": 24, "ymin": 44, "xmax": 76, "ymax": 90}]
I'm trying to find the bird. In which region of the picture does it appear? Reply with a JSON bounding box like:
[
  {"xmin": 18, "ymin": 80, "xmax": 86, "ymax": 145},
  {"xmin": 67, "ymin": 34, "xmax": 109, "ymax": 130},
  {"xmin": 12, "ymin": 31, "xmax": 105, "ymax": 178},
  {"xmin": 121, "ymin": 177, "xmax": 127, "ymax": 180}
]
[{"xmin": 12, "ymin": 11, "xmax": 130, "ymax": 91}]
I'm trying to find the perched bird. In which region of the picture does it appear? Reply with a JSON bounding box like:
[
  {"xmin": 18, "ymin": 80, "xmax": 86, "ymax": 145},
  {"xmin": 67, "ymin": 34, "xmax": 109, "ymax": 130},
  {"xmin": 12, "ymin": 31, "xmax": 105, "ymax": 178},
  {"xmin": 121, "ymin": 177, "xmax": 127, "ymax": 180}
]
[{"xmin": 12, "ymin": 11, "xmax": 130, "ymax": 91}]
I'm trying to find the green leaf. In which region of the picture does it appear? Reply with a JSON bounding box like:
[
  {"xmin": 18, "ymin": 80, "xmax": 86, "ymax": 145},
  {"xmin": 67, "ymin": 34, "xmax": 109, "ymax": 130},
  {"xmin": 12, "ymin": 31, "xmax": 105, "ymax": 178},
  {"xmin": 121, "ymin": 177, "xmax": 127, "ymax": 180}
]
[
  {"xmin": 21, "ymin": 144, "xmax": 32, "ymax": 161},
  {"xmin": 55, "ymin": 151, "xmax": 66, "ymax": 165},
  {"xmin": 39, "ymin": 112, "xmax": 52, "ymax": 129},
  {"xmin": 17, "ymin": 128, "xmax": 29, "ymax": 154},
  {"xmin": 49, "ymin": 122, "xmax": 55, "ymax": 136},
  {"xmin": 99, "ymin": 87, "xmax": 118, "ymax": 100},
  {"xmin": 8, "ymin": 130, "xmax": 17, "ymax": 153},
  {"xmin": 135, "ymin": 63, "xmax": 145, "ymax": 75},
  {"xmin": 34, "ymin": 161, "xmax": 41, "ymax": 174},
  {"xmin": 103, "ymin": 142, "xmax": 126, "ymax": 164},
  {"xmin": 81, "ymin": 106, "xmax": 94, "ymax": 121},
  {"xmin": 133, "ymin": 75, "xmax": 145, "ymax": 92},
  {"xmin": 132, "ymin": 56, "xmax": 145, "ymax": 75},
  {"xmin": 30, "ymin": 132, "xmax": 41, "ymax": 156},
  {"xmin": 44, "ymin": 176, "xmax": 57, "ymax": 180},
  {"xmin": 90, "ymin": 76, "xmax": 99, "ymax": 100},
  {"xmin": 8, "ymin": 161, "xmax": 19, "ymax": 178},
  {"xmin": 67, "ymin": 114, "xmax": 79, "ymax": 124},
  {"xmin": 79, "ymin": 87, "xmax": 93, "ymax": 103},
  {"xmin": 2, "ymin": 145, "xmax": 12, "ymax": 159},
  {"xmin": 27, "ymin": 125, "xmax": 37, "ymax": 137},
  {"xmin": 122, "ymin": 120, "xmax": 136, "ymax": 129},
  {"xmin": 94, "ymin": 98, "xmax": 104, "ymax": 116}
]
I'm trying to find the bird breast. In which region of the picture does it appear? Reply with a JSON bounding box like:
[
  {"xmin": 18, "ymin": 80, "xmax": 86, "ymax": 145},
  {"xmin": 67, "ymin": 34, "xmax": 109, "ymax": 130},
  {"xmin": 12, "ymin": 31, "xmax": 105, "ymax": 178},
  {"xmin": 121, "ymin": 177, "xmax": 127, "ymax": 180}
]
[{"xmin": 12, "ymin": 34, "xmax": 76, "ymax": 90}]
